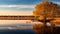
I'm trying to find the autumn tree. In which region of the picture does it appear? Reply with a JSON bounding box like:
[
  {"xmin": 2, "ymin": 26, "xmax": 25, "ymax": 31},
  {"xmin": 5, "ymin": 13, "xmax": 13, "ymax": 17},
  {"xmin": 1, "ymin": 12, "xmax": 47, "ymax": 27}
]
[
  {"xmin": 33, "ymin": 1, "xmax": 60, "ymax": 34},
  {"xmin": 33, "ymin": 2, "xmax": 59, "ymax": 21}
]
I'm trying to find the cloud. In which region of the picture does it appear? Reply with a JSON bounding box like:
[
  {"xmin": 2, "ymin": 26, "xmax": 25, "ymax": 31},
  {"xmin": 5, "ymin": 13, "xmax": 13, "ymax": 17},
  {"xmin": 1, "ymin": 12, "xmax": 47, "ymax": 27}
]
[
  {"xmin": 0, "ymin": 5, "xmax": 35, "ymax": 8},
  {"xmin": 0, "ymin": 5, "xmax": 34, "ymax": 15},
  {"xmin": 52, "ymin": 1, "xmax": 60, "ymax": 5},
  {"xmin": 0, "ymin": 2, "xmax": 59, "ymax": 8},
  {"xmin": 0, "ymin": 5, "xmax": 35, "ymax": 11}
]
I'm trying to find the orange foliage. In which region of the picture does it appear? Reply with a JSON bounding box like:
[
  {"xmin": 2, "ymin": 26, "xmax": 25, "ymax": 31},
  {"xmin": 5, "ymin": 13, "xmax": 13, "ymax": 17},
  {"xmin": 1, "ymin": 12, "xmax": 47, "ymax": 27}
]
[
  {"xmin": 33, "ymin": 2, "xmax": 59, "ymax": 20},
  {"xmin": 32, "ymin": 1, "xmax": 60, "ymax": 34}
]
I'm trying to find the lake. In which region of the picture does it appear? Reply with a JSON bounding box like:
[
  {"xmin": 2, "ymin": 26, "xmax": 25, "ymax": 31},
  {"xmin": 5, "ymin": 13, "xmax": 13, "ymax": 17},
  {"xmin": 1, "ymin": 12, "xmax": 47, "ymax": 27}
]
[{"xmin": 0, "ymin": 29, "xmax": 36, "ymax": 34}]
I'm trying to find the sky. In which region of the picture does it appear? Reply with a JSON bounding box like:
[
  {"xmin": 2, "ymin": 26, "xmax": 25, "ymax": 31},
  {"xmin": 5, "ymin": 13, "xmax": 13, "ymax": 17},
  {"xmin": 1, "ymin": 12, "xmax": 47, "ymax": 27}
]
[
  {"xmin": 0, "ymin": 0, "xmax": 60, "ymax": 15},
  {"xmin": 0, "ymin": 0, "xmax": 60, "ymax": 25}
]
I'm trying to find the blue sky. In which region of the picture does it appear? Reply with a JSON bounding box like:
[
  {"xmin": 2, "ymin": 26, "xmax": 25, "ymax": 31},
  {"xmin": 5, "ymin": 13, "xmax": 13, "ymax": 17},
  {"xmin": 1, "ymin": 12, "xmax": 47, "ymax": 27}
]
[
  {"xmin": 0, "ymin": 0, "xmax": 59, "ymax": 15},
  {"xmin": 0, "ymin": 0, "xmax": 59, "ymax": 5}
]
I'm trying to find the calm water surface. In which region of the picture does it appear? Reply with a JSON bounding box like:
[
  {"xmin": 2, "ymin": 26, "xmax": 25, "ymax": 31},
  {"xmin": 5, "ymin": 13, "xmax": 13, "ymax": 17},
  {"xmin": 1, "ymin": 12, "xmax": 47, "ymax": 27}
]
[{"xmin": 0, "ymin": 29, "xmax": 36, "ymax": 34}]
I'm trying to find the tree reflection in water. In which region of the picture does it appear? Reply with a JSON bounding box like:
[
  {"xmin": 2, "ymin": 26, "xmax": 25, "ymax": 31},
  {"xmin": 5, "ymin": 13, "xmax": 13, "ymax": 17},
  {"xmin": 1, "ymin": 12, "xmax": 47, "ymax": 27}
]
[{"xmin": 32, "ymin": 22, "xmax": 52, "ymax": 34}]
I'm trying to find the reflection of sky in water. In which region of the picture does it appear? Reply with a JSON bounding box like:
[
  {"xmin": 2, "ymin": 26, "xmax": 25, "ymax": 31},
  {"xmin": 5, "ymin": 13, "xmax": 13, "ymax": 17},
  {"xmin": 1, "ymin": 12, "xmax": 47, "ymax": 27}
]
[
  {"xmin": 0, "ymin": 20, "xmax": 34, "ymax": 29},
  {"xmin": 0, "ymin": 23, "xmax": 33, "ymax": 29},
  {"xmin": 0, "ymin": 20, "xmax": 33, "ymax": 25},
  {"xmin": 0, "ymin": 26, "xmax": 33, "ymax": 30}
]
